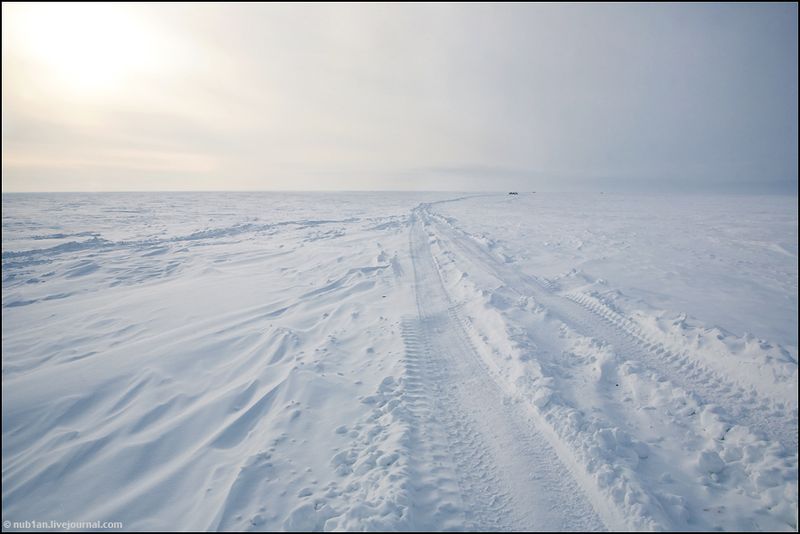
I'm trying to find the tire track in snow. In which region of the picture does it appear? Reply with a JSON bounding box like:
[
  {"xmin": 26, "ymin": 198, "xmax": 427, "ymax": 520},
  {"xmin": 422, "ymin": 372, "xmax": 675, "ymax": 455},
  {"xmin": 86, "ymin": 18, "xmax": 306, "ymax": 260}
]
[
  {"xmin": 407, "ymin": 209, "xmax": 606, "ymax": 531},
  {"xmin": 400, "ymin": 318, "xmax": 508, "ymax": 531},
  {"xmin": 562, "ymin": 292, "xmax": 798, "ymax": 451},
  {"xmin": 422, "ymin": 205, "xmax": 797, "ymax": 453}
]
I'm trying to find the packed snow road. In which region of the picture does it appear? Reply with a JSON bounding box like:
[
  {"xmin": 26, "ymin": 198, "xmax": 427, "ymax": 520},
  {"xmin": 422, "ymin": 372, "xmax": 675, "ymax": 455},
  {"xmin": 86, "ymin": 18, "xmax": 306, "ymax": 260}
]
[
  {"xmin": 2, "ymin": 192, "xmax": 797, "ymax": 531},
  {"xmin": 412, "ymin": 200, "xmax": 797, "ymax": 530},
  {"xmin": 406, "ymin": 209, "xmax": 605, "ymax": 530}
]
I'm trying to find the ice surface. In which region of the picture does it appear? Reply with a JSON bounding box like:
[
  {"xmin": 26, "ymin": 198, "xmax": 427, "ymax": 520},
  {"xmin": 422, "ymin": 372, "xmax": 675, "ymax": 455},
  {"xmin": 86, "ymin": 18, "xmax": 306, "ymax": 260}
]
[{"xmin": 2, "ymin": 192, "xmax": 797, "ymax": 531}]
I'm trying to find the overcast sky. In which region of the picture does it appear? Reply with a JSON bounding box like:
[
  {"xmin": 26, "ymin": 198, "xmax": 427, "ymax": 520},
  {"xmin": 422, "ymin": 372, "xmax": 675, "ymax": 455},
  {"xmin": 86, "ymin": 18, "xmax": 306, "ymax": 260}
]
[{"xmin": 2, "ymin": 2, "xmax": 797, "ymax": 192}]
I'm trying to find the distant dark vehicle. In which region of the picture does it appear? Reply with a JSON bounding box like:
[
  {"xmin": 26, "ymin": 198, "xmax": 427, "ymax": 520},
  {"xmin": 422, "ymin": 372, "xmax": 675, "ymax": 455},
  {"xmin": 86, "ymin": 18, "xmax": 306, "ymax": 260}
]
[{"xmin": 508, "ymin": 191, "xmax": 518, "ymax": 195}]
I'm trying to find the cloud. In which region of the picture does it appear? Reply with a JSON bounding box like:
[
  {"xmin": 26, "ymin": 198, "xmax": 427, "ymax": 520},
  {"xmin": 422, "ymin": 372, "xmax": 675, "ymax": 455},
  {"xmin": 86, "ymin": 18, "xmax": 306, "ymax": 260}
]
[{"xmin": 2, "ymin": 3, "xmax": 797, "ymax": 192}]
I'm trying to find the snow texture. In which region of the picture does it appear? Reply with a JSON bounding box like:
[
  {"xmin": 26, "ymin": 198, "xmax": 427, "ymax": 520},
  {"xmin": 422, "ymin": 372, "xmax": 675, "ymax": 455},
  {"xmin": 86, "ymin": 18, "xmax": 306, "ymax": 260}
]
[{"xmin": 2, "ymin": 192, "xmax": 797, "ymax": 531}]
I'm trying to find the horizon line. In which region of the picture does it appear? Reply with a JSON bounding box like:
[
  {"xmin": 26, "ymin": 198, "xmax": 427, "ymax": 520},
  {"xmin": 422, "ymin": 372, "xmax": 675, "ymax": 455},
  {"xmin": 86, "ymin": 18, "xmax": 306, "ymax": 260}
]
[{"xmin": 2, "ymin": 189, "xmax": 797, "ymax": 196}]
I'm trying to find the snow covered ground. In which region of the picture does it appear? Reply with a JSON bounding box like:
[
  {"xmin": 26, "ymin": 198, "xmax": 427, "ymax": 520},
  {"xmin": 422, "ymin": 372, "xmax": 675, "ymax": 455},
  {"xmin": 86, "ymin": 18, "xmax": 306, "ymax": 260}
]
[{"xmin": 2, "ymin": 192, "xmax": 797, "ymax": 531}]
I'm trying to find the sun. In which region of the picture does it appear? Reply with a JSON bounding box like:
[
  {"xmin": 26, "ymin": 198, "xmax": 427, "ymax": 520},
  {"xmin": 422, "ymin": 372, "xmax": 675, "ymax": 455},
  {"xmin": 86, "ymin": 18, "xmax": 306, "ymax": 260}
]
[{"xmin": 8, "ymin": 3, "xmax": 161, "ymax": 95}]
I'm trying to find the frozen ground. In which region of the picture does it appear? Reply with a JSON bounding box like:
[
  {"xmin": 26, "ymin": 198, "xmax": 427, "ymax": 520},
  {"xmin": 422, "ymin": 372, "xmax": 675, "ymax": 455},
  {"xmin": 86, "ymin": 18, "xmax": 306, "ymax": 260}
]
[{"xmin": 2, "ymin": 192, "xmax": 797, "ymax": 531}]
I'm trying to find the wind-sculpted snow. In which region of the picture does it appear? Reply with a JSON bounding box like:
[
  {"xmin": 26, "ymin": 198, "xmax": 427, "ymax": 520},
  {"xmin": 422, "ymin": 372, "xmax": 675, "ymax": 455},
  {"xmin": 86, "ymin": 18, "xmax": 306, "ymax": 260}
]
[
  {"xmin": 2, "ymin": 192, "xmax": 448, "ymax": 530},
  {"xmin": 2, "ymin": 192, "xmax": 797, "ymax": 531},
  {"xmin": 426, "ymin": 195, "xmax": 798, "ymax": 530}
]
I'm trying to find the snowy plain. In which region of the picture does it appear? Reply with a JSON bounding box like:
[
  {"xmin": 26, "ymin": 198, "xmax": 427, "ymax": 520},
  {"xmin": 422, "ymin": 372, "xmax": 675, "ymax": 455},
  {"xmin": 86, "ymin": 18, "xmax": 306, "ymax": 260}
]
[{"xmin": 2, "ymin": 192, "xmax": 797, "ymax": 531}]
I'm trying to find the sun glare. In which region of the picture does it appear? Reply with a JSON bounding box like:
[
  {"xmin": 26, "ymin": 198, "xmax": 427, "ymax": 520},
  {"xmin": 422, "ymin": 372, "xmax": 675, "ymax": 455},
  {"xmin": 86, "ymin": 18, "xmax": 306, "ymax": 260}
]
[{"xmin": 10, "ymin": 3, "xmax": 161, "ymax": 95}]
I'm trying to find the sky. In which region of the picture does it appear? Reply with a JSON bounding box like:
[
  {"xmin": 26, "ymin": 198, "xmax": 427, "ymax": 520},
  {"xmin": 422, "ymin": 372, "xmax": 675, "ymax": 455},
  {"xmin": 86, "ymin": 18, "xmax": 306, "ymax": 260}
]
[{"xmin": 2, "ymin": 2, "xmax": 797, "ymax": 193}]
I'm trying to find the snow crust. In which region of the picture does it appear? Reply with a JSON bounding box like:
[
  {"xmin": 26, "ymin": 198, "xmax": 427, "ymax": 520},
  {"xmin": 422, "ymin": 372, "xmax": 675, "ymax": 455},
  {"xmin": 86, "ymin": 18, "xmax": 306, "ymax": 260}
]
[{"xmin": 2, "ymin": 192, "xmax": 797, "ymax": 531}]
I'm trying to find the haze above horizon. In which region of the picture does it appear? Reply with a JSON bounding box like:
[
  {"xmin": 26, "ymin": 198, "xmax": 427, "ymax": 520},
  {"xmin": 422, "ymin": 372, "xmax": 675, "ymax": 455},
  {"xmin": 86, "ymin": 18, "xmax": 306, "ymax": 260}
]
[{"xmin": 2, "ymin": 3, "xmax": 797, "ymax": 193}]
